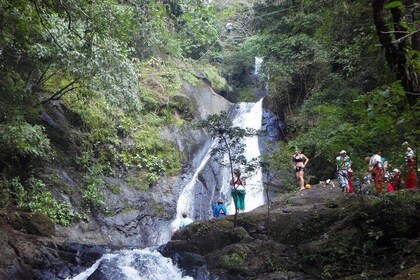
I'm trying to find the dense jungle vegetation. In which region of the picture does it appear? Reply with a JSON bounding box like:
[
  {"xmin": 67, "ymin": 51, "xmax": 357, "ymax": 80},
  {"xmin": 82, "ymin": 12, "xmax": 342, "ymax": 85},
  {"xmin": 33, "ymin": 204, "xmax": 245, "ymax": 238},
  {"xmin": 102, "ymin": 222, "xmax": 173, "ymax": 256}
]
[{"xmin": 0, "ymin": 0, "xmax": 419, "ymax": 224}]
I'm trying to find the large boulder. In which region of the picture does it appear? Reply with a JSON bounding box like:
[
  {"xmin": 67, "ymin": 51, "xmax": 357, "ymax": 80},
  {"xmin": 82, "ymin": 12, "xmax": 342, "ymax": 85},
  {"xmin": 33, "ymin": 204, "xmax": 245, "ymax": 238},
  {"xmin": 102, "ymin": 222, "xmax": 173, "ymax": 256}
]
[{"xmin": 7, "ymin": 211, "xmax": 55, "ymax": 237}]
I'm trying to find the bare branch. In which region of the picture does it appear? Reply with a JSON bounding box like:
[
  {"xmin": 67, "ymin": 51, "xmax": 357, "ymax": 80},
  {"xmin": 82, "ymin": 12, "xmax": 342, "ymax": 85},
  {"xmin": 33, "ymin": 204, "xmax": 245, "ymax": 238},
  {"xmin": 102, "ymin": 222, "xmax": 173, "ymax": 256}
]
[
  {"xmin": 40, "ymin": 79, "xmax": 79, "ymax": 104},
  {"xmin": 391, "ymin": 29, "xmax": 420, "ymax": 44},
  {"xmin": 60, "ymin": 0, "xmax": 72, "ymax": 30},
  {"xmin": 32, "ymin": 65, "xmax": 50, "ymax": 92}
]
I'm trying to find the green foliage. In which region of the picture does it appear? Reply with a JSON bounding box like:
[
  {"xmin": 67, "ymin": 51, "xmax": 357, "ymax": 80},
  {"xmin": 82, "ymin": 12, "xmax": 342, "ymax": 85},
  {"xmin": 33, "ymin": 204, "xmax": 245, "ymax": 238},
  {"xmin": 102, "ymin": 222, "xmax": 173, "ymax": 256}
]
[
  {"xmin": 176, "ymin": 1, "xmax": 220, "ymax": 59},
  {"xmin": 290, "ymin": 81, "xmax": 419, "ymax": 180},
  {"xmin": 197, "ymin": 111, "xmax": 258, "ymax": 174},
  {"xmin": 0, "ymin": 177, "xmax": 13, "ymax": 209},
  {"xmin": 5, "ymin": 177, "xmax": 74, "ymax": 226},
  {"xmin": 0, "ymin": 120, "xmax": 51, "ymax": 159},
  {"xmin": 248, "ymin": 0, "xmax": 418, "ymax": 180},
  {"xmin": 202, "ymin": 64, "xmax": 227, "ymax": 93},
  {"xmin": 82, "ymin": 166, "xmax": 105, "ymax": 208},
  {"xmin": 261, "ymin": 142, "xmax": 297, "ymax": 191}
]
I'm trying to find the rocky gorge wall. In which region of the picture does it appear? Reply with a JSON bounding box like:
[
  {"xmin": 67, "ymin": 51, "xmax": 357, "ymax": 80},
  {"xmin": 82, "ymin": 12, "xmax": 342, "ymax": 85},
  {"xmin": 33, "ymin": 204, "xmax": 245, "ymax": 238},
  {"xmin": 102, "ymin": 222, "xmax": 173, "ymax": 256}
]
[
  {"xmin": 0, "ymin": 75, "xmax": 234, "ymax": 279},
  {"xmin": 50, "ymin": 77, "xmax": 232, "ymax": 247}
]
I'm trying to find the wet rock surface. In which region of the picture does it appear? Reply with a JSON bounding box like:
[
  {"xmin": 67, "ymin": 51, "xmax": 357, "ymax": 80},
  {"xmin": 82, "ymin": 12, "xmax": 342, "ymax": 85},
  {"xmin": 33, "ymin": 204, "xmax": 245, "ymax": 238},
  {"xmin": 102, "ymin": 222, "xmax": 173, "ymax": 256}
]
[
  {"xmin": 0, "ymin": 211, "xmax": 108, "ymax": 280},
  {"xmin": 1, "ymin": 188, "xmax": 418, "ymax": 279},
  {"xmin": 161, "ymin": 187, "xmax": 420, "ymax": 280}
]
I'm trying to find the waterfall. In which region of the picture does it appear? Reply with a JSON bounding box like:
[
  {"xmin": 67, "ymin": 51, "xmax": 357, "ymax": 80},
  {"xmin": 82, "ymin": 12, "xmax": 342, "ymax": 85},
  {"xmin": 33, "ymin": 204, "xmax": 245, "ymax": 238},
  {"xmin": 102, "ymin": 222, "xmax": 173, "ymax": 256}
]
[
  {"xmin": 254, "ymin": 57, "xmax": 263, "ymax": 76},
  {"xmin": 67, "ymin": 248, "xmax": 192, "ymax": 280},
  {"xmin": 173, "ymin": 98, "xmax": 265, "ymax": 223},
  {"xmin": 67, "ymin": 99, "xmax": 266, "ymax": 280},
  {"xmin": 171, "ymin": 139, "xmax": 218, "ymax": 230},
  {"xmin": 220, "ymin": 99, "xmax": 265, "ymax": 214}
]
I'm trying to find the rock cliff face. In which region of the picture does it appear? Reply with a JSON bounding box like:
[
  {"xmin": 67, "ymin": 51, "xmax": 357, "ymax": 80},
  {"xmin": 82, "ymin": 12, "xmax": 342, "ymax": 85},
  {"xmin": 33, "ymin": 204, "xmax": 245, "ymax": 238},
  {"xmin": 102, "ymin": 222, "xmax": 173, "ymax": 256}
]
[
  {"xmin": 48, "ymin": 79, "xmax": 232, "ymax": 247},
  {"xmin": 0, "ymin": 77, "xmax": 233, "ymax": 279}
]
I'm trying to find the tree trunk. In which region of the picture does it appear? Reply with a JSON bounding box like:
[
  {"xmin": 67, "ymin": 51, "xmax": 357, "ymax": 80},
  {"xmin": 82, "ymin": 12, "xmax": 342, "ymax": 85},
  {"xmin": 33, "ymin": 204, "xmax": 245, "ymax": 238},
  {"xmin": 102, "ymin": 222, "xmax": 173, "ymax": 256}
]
[{"xmin": 371, "ymin": 0, "xmax": 419, "ymax": 106}]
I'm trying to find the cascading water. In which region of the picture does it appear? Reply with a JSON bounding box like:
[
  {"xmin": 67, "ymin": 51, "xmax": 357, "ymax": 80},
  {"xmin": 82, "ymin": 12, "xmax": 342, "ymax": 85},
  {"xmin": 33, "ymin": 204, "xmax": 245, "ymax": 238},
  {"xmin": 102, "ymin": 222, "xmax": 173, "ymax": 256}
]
[
  {"xmin": 171, "ymin": 139, "xmax": 219, "ymax": 229},
  {"xmin": 219, "ymin": 99, "xmax": 265, "ymax": 214},
  {"xmin": 254, "ymin": 57, "xmax": 263, "ymax": 76},
  {"xmin": 67, "ymin": 99, "xmax": 267, "ymax": 280},
  {"xmin": 67, "ymin": 248, "xmax": 192, "ymax": 280},
  {"xmin": 173, "ymin": 98, "xmax": 266, "ymax": 222}
]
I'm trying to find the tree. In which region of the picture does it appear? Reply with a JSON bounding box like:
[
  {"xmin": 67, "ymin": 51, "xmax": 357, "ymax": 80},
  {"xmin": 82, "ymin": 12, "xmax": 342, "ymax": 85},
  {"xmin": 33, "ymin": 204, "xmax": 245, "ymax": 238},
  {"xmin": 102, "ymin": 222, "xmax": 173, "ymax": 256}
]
[
  {"xmin": 197, "ymin": 111, "xmax": 257, "ymax": 227},
  {"xmin": 371, "ymin": 0, "xmax": 420, "ymax": 106}
]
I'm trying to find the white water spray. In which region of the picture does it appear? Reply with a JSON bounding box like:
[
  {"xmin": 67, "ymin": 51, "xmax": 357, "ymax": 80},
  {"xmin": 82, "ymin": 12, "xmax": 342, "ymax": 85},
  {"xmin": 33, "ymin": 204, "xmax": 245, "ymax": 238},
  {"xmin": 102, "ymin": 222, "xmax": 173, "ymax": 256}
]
[
  {"xmin": 221, "ymin": 99, "xmax": 265, "ymax": 214},
  {"xmin": 67, "ymin": 248, "xmax": 192, "ymax": 280},
  {"xmin": 171, "ymin": 139, "xmax": 219, "ymax": 230}
]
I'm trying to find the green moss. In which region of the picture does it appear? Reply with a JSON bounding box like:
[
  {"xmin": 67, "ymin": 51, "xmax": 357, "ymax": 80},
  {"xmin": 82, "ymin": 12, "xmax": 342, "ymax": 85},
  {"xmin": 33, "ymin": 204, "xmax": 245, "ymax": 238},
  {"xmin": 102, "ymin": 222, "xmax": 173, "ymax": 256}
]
[
  {"xmin": 127, "ymin": 175, "xmax": 150, "ymax": 191},
  {"xmin": 107, "ymin": 184, "xmax": 122, "ymax": 195},
  {"xmin": 221, "ymin": 252, "xmax": 247, "ymax": 270},
  {"xmin": 170, "ymin": 95, "xmax": 194, "ymax": 121},
  {"xmin": 238, "ymin": 87, "xmax": 256, "ymax": 102},
  {"xmin": 149, "ymin": 200, "xmax": 165, "ymax": 217},
  {"xmin": 203, "ymin": 64, "xmax": 227, "ymax": 92},
  {"xmin": 192, "ymin": 223, "xmax": 210, "ymax": 236}
]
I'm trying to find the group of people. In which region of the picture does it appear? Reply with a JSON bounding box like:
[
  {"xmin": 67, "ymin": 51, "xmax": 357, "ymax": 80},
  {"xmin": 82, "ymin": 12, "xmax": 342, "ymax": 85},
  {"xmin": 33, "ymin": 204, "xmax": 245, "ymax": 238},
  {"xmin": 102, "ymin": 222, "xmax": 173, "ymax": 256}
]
[
  {"xmin": 365, "ymin": 146, "xmax": 417, "ymax": 193},
  {"xmin": 292, "ymin": 143, "xmax": 418, "ymax": 194},
  {"xmin": 179, "ymin": 144, "xmax": 417, "ymax": 231}
]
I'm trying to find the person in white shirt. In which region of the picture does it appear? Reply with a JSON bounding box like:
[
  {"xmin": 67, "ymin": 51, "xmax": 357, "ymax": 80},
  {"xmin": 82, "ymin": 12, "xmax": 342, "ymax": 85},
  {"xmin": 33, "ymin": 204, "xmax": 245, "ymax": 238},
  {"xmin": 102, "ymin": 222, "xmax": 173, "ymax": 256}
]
[
  {"xmin": 226, "ymin": 20, "xmax": 233, "ymax": 34},
  {"xmin": 369, "ymin": 151, "xmax": 384, "ymax": 193},
  {"xmin": 179, "ymin": 213, "xmax": 193, "ymax": 228}
]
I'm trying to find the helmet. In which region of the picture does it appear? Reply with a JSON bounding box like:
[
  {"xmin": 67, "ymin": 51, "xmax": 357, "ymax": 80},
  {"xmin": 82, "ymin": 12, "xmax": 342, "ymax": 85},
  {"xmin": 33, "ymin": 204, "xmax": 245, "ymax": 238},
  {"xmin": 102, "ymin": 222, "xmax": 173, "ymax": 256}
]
[
  {"xmin": 305, "ymin": 184, "xmax": 311, "ymax": 189},
  {"xmin": 340, "ymin": 150, "xmax": 346, "ymax": 155}
]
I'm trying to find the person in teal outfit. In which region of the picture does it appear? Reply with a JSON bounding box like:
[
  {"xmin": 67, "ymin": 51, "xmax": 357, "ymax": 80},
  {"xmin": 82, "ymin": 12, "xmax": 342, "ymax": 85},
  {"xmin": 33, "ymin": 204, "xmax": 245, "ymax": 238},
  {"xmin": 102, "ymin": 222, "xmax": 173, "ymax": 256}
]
[{"xmin": 230, "ymin": 168, "xmax": 246, "ymax": 212}]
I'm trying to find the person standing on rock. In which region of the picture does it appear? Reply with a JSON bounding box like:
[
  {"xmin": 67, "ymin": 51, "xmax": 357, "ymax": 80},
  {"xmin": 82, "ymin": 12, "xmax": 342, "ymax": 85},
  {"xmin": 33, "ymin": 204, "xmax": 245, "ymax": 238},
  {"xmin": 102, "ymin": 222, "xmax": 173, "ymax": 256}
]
[
  {"xmin": 369, "ymin": 151, "xmax": 384, "ymax": 193},
  {"xmin": 230, "ymin": 168, "xmax": 246, "ymax": 212},
  {"xmin": 226, "ymin": 20, "xmax": 234, "ymax": 34},
  {"xmin": 336, "ymin": 150, "xmax": 351, "ymax": 193},
  {"xmin": 403, "ymin": 143, "xmax": 417, "ymax": 189},
  {"xmin": 292, "ymin": 149, "xmax": 309, "ymax": 191},
  {"xmin": 213, "ymin": 199, "xmax": 227, "ymax": 218}
]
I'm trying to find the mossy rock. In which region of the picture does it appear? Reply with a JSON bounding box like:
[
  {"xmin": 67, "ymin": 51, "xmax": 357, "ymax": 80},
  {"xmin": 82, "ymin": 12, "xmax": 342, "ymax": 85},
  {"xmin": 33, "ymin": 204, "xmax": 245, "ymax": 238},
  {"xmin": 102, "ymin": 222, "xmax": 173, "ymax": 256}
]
[
  {"xmin": 392, "ymin": 263, "xmax": 420, "ymax": 280},
  {"xmin": 170, "ymin": 95, "xmax": 194, "ymax": 121},
  {"xmin": 230, "ymin": 226, "xmax": 253, "ymax": 243},
  {"xmin": 10, "ymin": 212, "xmax": 55, "ymax": 237}
]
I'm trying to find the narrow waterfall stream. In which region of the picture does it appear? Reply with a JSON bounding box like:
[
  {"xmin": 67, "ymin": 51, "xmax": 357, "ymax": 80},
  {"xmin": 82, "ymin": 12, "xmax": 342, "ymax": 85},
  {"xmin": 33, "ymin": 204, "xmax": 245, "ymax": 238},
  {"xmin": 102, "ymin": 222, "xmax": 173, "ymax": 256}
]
[
  {"xmin": 173, "ymin": 98, "xmax": 265, "ymax": 224},
  {"xmin": 68, "ymin": 99, "xmax": 266, "ymax": 280},
  {"xmin": 220, "ymin": 99, "xmax": 265, "ymax": 214}
]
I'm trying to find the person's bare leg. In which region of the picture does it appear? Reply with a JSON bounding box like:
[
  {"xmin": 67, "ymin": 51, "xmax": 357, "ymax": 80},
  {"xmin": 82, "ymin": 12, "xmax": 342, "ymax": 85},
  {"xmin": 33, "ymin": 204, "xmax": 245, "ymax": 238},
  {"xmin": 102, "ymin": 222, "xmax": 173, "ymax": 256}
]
[{"xmin": 299, "ymin": 172, "xmax": 305, "ymax": 190}]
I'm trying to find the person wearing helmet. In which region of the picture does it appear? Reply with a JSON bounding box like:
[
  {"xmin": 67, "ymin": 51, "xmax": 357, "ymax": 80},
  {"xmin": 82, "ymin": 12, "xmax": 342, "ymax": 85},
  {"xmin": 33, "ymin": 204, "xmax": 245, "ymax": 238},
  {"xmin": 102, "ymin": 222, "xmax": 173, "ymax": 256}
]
[{"xmin": 213, "ymin": 199, "xmax": 227, "ymax": 218}]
